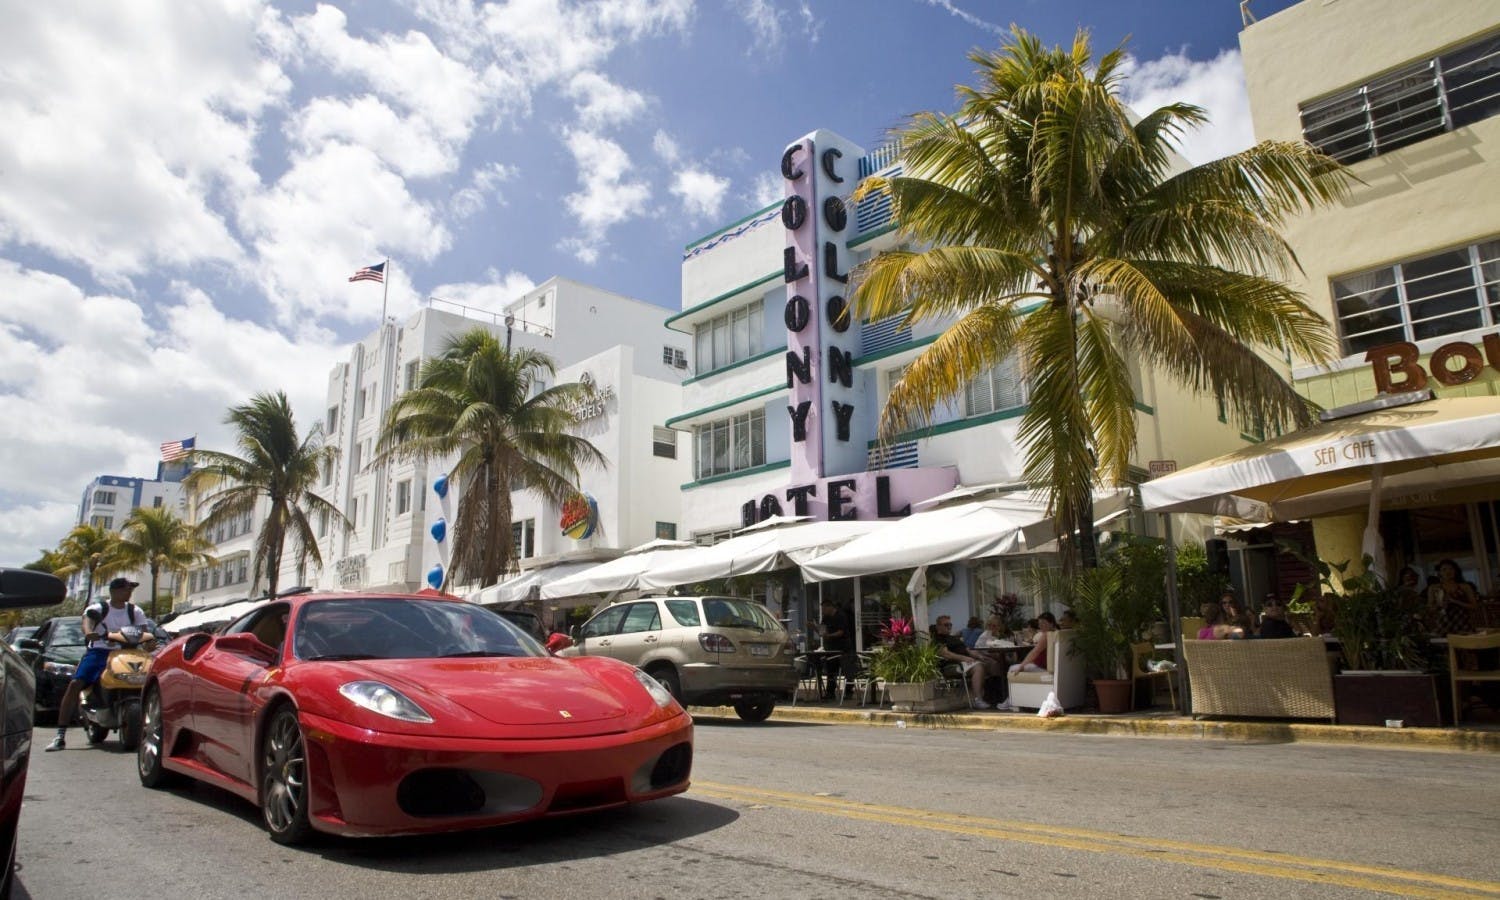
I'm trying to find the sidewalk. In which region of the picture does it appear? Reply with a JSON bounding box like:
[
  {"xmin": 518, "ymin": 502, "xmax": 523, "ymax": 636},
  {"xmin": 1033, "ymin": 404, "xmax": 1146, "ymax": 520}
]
[{"xmin": 691, "ymin": 699, "xmax": 1500, "ymax": 754}]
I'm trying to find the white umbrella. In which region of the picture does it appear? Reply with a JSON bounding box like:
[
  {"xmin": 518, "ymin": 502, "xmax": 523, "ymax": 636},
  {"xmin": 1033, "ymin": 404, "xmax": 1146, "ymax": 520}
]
[
  {"xmin": 636, "ymin": 520, "xmax": 882, "ymax": 591},
  {"xmin": 539, "ymin": 540, "xmax": 696, "ymax": 599},
  {"xmin": 800, "ymin": 489, "xmax": 1132, "ymax": 582},
  {"xmin": 468, "ymin": 558, "xmax": 604, "ymax": 606}
]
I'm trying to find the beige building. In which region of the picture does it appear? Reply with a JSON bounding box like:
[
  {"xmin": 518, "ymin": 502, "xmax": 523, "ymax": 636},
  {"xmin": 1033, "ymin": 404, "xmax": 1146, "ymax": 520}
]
[{"xmin": 1239, "ymin": 0, "xmax": 1500, "ymax": 584}]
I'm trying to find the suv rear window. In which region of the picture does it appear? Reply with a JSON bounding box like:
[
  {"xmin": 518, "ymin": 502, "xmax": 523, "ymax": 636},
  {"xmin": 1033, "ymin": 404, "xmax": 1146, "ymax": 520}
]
[
  {"xmin": 702, "ymin": 598, "xmax": 779, "ymax": 631},
  {"xmin": 664, "ymin": 600, "xmax": 700, "ymax": 627}
]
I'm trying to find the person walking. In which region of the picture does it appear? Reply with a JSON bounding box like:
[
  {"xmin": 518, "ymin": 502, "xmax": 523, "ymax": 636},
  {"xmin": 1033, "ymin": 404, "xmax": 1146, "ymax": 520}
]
[{"xmin": 45, "ymin": 577, "xmax": 153, "ymax": 752}]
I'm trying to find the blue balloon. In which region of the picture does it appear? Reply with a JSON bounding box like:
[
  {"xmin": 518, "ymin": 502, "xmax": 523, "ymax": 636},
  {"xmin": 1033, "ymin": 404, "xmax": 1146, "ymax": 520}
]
[
  {"xmin": 430, "ymin": 517, "xmax": 446, "ymax": 544},
  {"xmin": 433, "ymin": 473, "xmax": 449, "ymax": 499},
  {"xmin": 426, "ymin": 564, "xmax": 444, "ymax": 589}
]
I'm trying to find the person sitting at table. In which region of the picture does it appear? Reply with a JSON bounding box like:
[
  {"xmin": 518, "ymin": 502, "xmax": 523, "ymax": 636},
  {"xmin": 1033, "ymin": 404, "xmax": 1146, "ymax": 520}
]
[
  {"xmin": 960, "ymin": 615, "xmax": 985, "ymax": 649},
  {"xmin": 1258, "ymin": 597, "xmax": 1295, "ymax": 639},
  {"xmin": 1019, "ymin": 618, "xmax": 1040, "ymax": 645},
  {"xmin": 1429, "ymin": 558, "xmax": 1479, "ymax": 635},
  {"xmin": 1058, "ymin": 609, "xmax": 1078, "ymax": 630},
  {"xmin": 817, "ymin": 599, "xmax": 853, "ymax": 699},
  {"xmin": 931, "ymin": 615, "xmax": 998, "ymax": 709},
  {"xmin": 1197, "ymin": 602, "xmax": 1245, "ymax": 640},
  {"xmin": 973, "ymin": 615, "xmax": 1009, "ymax": 649},
  {"xmin": 1311, "ymin": 592, "xmax": 1338, "ymax": 636},
  {"xmin": 993, "ymin": 612, "xmax": 1058, "ymax": 711}
]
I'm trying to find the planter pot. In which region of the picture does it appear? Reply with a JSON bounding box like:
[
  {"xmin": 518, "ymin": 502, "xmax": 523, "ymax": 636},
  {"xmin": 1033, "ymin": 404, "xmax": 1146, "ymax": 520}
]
[
  {"xmin": 886, "ymin": 681, "xmax": 938, "ymax": 703},
  {"xmin": 1334, "ymin": 671, "xmax": 1441, "ymax": 727},
  {"xmin": 1093, "ymin": 678, "xmax": 1132, "ymax": 714}
]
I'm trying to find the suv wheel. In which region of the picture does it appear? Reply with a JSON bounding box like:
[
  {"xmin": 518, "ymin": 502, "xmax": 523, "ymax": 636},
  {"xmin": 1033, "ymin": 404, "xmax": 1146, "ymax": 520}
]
[
  {"xmin": 732, "ymin": 699, "xmax": 775, "ymax": 723},
  {"xmin": 648, "ymin": 666, "xmax": 682, "ymax": 703}
]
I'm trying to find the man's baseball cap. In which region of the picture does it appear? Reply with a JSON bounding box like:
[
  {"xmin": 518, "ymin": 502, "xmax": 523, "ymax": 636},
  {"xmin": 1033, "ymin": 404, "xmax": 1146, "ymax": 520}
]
[{"xmin": 109, "ymin": 577, "xmax": 139, "ymax": 590}]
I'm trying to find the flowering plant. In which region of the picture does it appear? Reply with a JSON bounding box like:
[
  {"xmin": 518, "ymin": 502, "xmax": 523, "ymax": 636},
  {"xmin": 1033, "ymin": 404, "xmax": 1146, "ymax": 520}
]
[{"xmin": 868, "ymin": 615, "xmax": 941, "ymax": 683}]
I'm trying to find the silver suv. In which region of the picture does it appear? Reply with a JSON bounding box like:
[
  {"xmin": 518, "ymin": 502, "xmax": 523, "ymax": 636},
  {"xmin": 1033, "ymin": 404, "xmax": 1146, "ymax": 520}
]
[{"xmin": 562, "ymin": 595, "xmax": 796, "ymax": 722}]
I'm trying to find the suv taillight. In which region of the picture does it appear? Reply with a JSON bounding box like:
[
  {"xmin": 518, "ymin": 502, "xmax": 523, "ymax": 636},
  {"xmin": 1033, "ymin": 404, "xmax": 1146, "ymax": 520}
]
[{"xmin": 699, "ymin": 633, "xmax": 735, "ymax": 653}]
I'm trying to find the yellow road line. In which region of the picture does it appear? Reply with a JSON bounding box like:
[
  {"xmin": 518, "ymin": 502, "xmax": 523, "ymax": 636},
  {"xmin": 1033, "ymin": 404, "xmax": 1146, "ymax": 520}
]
[{"xmin": 692, "ymin": 781, "xmax": 1500, "ymax": 899}]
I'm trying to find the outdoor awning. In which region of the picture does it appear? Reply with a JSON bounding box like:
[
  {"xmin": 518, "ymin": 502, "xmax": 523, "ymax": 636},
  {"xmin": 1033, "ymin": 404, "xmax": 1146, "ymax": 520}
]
[
  {"xmin": 540, "ymin": 539, "xmax": 697, "ymax": 598},
  {"xmin": 163, "ymin": 597, "xmax": 266, "ymax": 633},
  {"xmin": 635, "ymin": 520, "xmax": 884, "ymax": 591},
  {"xmin": 1140, "ymin": 395, "xmax": 1500, "ymax": 518},
  {"xmin": 799, "ymin": 488, "xmax": 1133, "ymax": 582},
  {"xmin": 467, "ymin": 559, "xmax": 604, "ymax": 607}
]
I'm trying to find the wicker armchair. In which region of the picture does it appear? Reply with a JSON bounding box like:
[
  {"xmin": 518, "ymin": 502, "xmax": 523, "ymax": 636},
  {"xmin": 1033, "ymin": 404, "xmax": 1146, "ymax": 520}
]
[{"xmin": 1182, "ymin": 637, "xmax": 1335, "ymax": 721}]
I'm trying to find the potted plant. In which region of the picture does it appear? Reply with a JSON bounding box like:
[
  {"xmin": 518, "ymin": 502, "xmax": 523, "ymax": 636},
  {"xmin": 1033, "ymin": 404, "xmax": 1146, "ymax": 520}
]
[{"xmin": 867, "ymin": 615, "xmax": 942, "ymax": 703}]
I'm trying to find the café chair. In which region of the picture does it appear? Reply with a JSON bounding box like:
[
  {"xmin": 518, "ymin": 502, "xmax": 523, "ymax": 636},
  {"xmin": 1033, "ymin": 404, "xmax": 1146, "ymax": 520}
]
[
  {"xmin": 790, "ymin": 655, "xmax": 821, "ymax": 707},
  {"xmin": 1131, "ymin": 641, "xmax": 1177, "ymax": 711},
  {"xmin": 1448, "ymin": 632, "xmax": 1500, "ymax": 725}
]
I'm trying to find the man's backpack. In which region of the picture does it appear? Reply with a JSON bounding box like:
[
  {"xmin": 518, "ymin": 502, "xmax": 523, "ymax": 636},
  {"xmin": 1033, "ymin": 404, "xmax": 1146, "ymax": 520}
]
[{"xmin": 89, "ymin": 600, "xmax": 140, "ymax": 640}]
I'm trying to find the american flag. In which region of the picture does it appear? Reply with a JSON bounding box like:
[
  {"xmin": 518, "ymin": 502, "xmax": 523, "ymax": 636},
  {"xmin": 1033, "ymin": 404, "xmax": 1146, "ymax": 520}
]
[
  {"xmin": 349, "ymin": 261, "xmax": 385, "ymax": 284},
  {"xmin": 160, "ymin": 436, "xmax": 195, "ymax": 462}
]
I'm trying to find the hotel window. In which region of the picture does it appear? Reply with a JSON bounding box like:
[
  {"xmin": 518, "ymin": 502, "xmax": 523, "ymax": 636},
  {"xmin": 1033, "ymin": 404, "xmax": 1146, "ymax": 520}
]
[
  {"xmin": 318, "ymin": 509, "xmax": 329, "ymax": 538},
  {"xmin": 1300, "ymin": 31, "xmax": 1500, "ymax": 163},
  {"xmin": 236, "ymin": 557, "xmax": 247, "ymax": 584},
  {"xmin": 189, "ymin": 572, "xmax": 199, "ymax": 593},
  {"xmin": 152, "ymin": 496, "xmax": 163, "ymax": 508},
  {"xmin": 349, "ymin": 497, "xmax": 359, "ymax": 528},
  {"xmin": 396, "ymin": 479, "xmax": 412, "ymax": 515},
  {"xmin": 964, "ymin": 355, "xmax": 1028, "ymax": 417},
  {"xmin": 1332, "ymin": 237, "xmax": 1500, "ymax": 356},
  {"xmin": 694, "ymin": 299, "xmax": 763, "ymax": 374},
  {"xmin": 356, "ymin": 388, "xmax": 368, "ymax": 419},
  {"xmin": 327, "ymin": 405, "xmax": 339, "ymax": 434},
  {"xmin": 512, "ymin": 519, "xmax": 535, "ymax": 559},
  {"xmin": 211, "ymin": 567, "xmax": 221, "ymax": 589},
  {"xmin": 351, "ymin": 441, "xmax": 364, "ymax": 473},
  {"xmin": 652, "ymin": 426, "xmax": 677, "ymax": 459},
  {"xmin": 405, "ymin": 359, "xmax": 420, "ymax": 391},
  {"xmin": 93, "ymin": 490, "xmax": 116, "ymax": 505},
  {"xmin": 693, "ymin": 408, "xmax": 765, "ymax": 479},
  {"xmin": 323, "ymin": 457, "xmax": 334, "ymax": 486},
  {"xmin": 656, "ymin": 522, "xmax": 677, "ymax": 540}
]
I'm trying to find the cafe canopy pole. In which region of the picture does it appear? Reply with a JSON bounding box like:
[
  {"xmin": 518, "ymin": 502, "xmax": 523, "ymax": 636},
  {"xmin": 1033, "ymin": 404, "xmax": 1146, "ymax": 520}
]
[{"xmin": 1162, "ymin": 512, "xmax": 1190, "ymax": 716}]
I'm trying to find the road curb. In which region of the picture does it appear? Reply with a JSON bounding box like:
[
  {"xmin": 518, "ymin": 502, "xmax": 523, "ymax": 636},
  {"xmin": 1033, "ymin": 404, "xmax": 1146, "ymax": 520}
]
[{"xmin": 690, "ymin": 704, "xmax": 1500, "ymax": 753}]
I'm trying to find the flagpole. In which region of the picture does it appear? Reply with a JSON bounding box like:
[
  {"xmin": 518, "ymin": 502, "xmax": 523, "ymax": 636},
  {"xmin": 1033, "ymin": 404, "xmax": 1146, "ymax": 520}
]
[{"xmin": 381, "ymin": 258, "xmax": 391, "ymax": 324}]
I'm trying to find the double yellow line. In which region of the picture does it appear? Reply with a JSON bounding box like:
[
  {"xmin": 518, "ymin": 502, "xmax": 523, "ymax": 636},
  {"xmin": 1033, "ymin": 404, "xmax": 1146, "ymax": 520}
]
[{"xmin": 692, "ymin": 781, "xmax": 1500, "ymax": 898}]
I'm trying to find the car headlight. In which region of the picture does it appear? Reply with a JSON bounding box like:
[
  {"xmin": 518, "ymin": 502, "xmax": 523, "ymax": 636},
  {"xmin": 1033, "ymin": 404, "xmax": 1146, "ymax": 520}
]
[
  {"xmin": 42, "ymin": 661, "xmax": 75, "ymax": 678},
  {"xmin": 633, "ymin": 668, "xmax": 674, "ymax": 708},
  {"xmin": 338, "ymin": 681, "xmax": 434, "ymax": 723}
]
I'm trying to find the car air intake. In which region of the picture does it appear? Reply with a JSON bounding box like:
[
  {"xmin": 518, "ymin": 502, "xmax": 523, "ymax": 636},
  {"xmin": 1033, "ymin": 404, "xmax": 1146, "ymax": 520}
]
[{"xmin": 648, "ymin": 742, "xmax": 693, "ymax": 789}]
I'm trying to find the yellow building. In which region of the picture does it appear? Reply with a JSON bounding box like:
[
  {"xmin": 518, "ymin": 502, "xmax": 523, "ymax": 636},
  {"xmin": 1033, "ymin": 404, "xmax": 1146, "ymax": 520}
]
[{"xmin": 1239, "ymin": 0, "xmax": 1500, "ymax": 590}]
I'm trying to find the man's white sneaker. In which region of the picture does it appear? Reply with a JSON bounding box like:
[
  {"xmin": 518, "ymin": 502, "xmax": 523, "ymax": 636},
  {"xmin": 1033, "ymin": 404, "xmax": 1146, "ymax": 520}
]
[{"xmin": 44, "ymin": 734, "xmax": 65, "ymax": 752}]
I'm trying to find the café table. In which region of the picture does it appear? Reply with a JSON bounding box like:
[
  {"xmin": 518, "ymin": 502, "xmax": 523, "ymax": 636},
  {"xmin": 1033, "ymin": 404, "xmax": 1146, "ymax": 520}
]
[{"xmin": 800, "ymin": 648, "xmax": 853, "ymax": 699}]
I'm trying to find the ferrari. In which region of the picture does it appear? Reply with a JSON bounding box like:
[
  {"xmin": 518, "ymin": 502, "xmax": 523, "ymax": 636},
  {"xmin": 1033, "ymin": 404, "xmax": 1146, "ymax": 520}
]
[{"xmin": 139, "ymin": 590, "xmax": 693, "ymax": 844}]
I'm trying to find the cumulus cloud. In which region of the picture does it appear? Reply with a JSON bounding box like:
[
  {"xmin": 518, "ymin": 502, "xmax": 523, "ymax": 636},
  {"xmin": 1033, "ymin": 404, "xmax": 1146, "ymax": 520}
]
[
  {"xmin": 450, "ymin": 162, "xmax": 518, "ymax": 220},
  {"xmin": 560, "ymin": 128, "xmax": 650, "ymax": 263},
  {"xmin": 566, "ymin": 70, "xmax": 649, "ymax": 128},
  {"xmin": 671, "ymin": 168, "xmax": 730, "ymax": 221},
  {"xmin": 1121, "ymin": 48, "xmax": 1255, "ymax": 164},
  {"xmin": 428, "ymin": 270, "xmax": 538, "ymax": 313},
  {"xmin": 749, "ymin": 171, "xmax": 784, "ymax": 209},
  {"xmin": 652, "ymin": 130, "xmax": 681, "ymax": 163}
]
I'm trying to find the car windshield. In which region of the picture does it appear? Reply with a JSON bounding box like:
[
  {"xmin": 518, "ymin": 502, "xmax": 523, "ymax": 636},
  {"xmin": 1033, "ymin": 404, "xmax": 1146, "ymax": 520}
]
[
  {"xmin": 48, "ymin": 619, "xmax": 85, "ymax": 647},
  {"xmin": 292, "ymin": 597, "xmax": 546, "ymax": 661},
  {"xmin": 701, "ymin": 598, "xmax": 781, "ymax": 633}
]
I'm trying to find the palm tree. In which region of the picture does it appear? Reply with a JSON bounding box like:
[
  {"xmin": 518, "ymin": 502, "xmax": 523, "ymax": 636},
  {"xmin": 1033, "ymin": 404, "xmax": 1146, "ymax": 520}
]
[
  {"xmin": 852, "ymin": 27, "xmax": 1350, "ymax": 569},
  {"xmin": 116, "ymin": 507, "xmax": 217, "ymax": 619},
  {"xmin": 53, "ymin": 524, "xmax": 125, "ymax": 601},
  {"xmin": 377, "ymin": 327, "xmax": 608, "ymax": 589},
  {"xmin": 187, "ymin": 391, "xmax": 347, "ymax": 599}
]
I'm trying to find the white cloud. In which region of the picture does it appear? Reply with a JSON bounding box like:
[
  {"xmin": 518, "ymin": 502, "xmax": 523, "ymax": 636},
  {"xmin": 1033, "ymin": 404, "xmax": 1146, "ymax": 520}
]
[
  {"xmin": 560, "ymin": 128, "xmax": 650, "ymax": 262},
  {"xmin": 749, "ymin": 171, "xmax": 784, "ymax": 208},
  {"xmin": 566, "ymin": 70, "xmax": 649, "ymax": 129},
  {"xmin": 0, "ymin": 260, "xmax": 341, "ymax": 563},
  {"xmin": 287, "ymin": 95, "xmax": 456, "ymax": 179},
  {"xmin": 732, "ymin": 0, "xmax": 784, "ymax": 53},
  {"xmin": 0, "ymin": 1, "xmax": 287, "ymax": 282},
  {"xmin": 671, "ymin": 168, "xmax": 730, "ymax": 221},
  {"xmin": 428, "ymin": 270, "xmax": 538, "ymax": 313},
  {"xmin": 652, "ymin": 130, "xmax": 681, "ymax": 163},
  {"xmin": 450, "ymin": 162, "xmax": 518, "ymax": 220},
  {"xmin": 1121, "ymin": 48, "xmax": 1255, "ymax": 164},
  {"xmin": 915, "ymin": 0, "xmax": 1004, "ymax": 35}
]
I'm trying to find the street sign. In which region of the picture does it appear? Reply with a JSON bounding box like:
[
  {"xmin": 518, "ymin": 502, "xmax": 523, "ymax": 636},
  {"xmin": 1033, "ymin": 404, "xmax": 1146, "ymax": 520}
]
[{"xmin": 1148, "ymin": 459, "xmax": 1178, "ymax": 477}]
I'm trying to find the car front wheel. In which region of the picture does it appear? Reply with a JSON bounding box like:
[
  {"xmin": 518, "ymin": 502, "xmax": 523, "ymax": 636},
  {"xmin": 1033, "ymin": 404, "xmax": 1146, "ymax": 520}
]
[
  {"xmin": 648, "ymin": 665, "xmax": 682, "ymax": 704},
  {"xmin": 261, "ymin": 706, "xmax": 313, "ymax": 845},
  {"xmin": 138, "ymin": 687, "xmax": 179, "ymax": 788}
]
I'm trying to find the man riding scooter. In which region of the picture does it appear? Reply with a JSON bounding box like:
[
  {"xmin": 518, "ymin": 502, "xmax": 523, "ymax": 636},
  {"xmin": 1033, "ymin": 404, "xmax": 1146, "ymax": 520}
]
[{"xmin": 45, "ymin": 578, "xmax": 156, "ymax": 752}]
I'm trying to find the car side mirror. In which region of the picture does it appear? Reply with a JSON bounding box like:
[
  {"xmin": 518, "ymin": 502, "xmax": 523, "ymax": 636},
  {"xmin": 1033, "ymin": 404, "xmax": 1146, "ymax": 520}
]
[
  {"xmin": 570, "ymin": 626, "xmax": 581, "ymax": 642},
  {"xmin": 0, "ymin": 569, "xmax": 66, "ymax": 609}
]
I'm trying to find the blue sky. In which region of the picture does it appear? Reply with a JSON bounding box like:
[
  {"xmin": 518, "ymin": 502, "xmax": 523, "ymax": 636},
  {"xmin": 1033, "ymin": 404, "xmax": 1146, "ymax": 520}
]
[{"xmin": 0, "ymin": 0, "xmax": 1298, "ymax": 562}]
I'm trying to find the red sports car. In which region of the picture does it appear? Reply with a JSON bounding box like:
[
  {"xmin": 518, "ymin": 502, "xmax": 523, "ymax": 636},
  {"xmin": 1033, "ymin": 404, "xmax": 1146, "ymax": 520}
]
[{"xmin": 139, "ymin": 591, "xmax": 693, "ymax": 844}]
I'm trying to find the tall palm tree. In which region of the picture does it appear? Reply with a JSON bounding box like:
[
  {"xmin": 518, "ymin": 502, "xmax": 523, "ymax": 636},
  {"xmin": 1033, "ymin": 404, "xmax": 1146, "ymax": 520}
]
[
  {"xmin": 116, "ymin": 507, "xmax": 217, "ymax": 619},
  {"xmin": 377, "ymin": 327, "xmax": 608, "ymax": 589},
  {"xmin": 852, "ymin": 27, "xmax": 1350, "ymax": 569},
  {"xmin": 187, "ymin": 391, "xmax": 347, "ymax": 599},
  {"xmin": 53, "ymin": 524, "xmax": 124, "ymax": 601}
]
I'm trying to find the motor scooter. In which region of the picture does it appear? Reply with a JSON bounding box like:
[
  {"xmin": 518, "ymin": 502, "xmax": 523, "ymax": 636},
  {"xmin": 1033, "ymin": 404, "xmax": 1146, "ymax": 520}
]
[{"xmin": 80, "ymin": 625, "xmax": 155, "ymax": 751}]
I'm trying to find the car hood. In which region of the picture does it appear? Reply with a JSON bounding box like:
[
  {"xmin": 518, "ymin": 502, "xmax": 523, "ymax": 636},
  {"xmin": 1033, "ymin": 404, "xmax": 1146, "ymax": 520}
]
[{"xmin": 333, "ymin": 656, "xmax": 632, "ymax": 728}]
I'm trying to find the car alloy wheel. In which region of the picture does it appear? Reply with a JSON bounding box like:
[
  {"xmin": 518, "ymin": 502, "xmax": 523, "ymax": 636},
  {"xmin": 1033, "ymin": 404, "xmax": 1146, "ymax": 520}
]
[
  {"xmin": 137, "ymin": 688, "xmax": 177, "ymax": 788},
  {"xmin": 261, "ymin": 706, "xmax": 313, "ymax": 844}
]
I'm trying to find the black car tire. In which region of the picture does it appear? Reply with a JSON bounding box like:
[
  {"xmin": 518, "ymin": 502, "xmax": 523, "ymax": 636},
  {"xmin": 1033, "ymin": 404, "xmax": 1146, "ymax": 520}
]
[
  {"xmin": 261, "ymin": 705, "xmax": 314, "ymax": 845},
  {"xmin": 117, "ymin": 698, "xmax": 142, "ymax": 752},
  {"xmin": 732, "ymin": 699, "xmax": 776, "ymax": 723},
  {"xmin": 0, "ymin": 803, "xmax": 17, "ymax": 900},
  {"xmin": 647, "ymin": 665, "xmax": 682, "ymax": 703},
  {"xmin": 138, "ymin": 687, "xmax": 180, "ymax": 789},
  {"xmin": 84, "ymin": 722, "xmax": 108, "ymax": 745}
]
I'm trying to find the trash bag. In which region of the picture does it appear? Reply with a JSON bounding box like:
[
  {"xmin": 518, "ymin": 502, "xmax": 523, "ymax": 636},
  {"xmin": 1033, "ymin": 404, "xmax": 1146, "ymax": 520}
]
[{"xmin": 1037, "ymin": 691, "xmax": 1064, "ymax": 718}]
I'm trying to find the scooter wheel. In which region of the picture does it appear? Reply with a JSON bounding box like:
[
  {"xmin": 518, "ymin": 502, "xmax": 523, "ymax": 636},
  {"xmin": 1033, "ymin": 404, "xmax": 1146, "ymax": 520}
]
[
  {"xmin": 84, "ymin": 722, "xmax": 108, "ymax": 745},
  {"xmin": 118, "ymin": 699, "xmax": 142, "ymax": 752}
]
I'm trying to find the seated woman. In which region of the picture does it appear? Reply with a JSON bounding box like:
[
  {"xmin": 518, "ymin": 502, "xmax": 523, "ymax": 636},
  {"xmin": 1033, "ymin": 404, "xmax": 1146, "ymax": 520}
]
[
  {"xmin": 972, "ymin": 615, "xmax": 1008, "ymax": 649},
  {"xmin": 1429, "ymin": 558, "xmax": 1479, "ymax": 635},
  {"xmin": 1196, "ymin": 602, "xmax": 1245, "ymax": 640},
  {"xmin": 993, "ymin": 612, "xmax": 1058, "ymax": 711},
  {"xmin": 1223, "ymin": 596, "xmax": 1255, "ymax": 635}
]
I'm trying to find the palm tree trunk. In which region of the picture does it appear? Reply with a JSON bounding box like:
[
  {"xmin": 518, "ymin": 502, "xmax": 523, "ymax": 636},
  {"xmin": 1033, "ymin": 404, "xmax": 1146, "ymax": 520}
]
[{"xmin": 149, "ymin": 564, "xmax": 160, "ymax": 619}]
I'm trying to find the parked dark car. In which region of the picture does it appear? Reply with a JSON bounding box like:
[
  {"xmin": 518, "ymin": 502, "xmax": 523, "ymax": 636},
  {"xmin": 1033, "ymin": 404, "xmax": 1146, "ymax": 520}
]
[
  {"xmin": 0, "ymin": 568, "xmax": 68, "ymax": 897},
  {"xmin": 18, "ymin": 614, "xmax": 169, "ymax": 719},
  {"xmin": 3, "ymin": 627, "xmax": 36, "ymax": 651}
]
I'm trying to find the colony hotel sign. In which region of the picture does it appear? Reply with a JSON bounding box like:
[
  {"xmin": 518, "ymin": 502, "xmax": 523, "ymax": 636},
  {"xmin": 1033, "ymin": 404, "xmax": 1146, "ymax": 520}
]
[
  {"xmin": 1365, "ymin": 333, "xmax": 1500, "ymax": 393},
  {"xmin": 740, "ymin": 129, "xmax": 956, "ymax": 526}
]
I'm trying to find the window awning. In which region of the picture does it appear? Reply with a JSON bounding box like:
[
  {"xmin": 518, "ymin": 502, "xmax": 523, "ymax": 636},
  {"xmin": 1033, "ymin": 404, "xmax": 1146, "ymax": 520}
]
[{"xmin": 1140, "ymin": 396, "xmax": 1500, "ymax": 519}]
